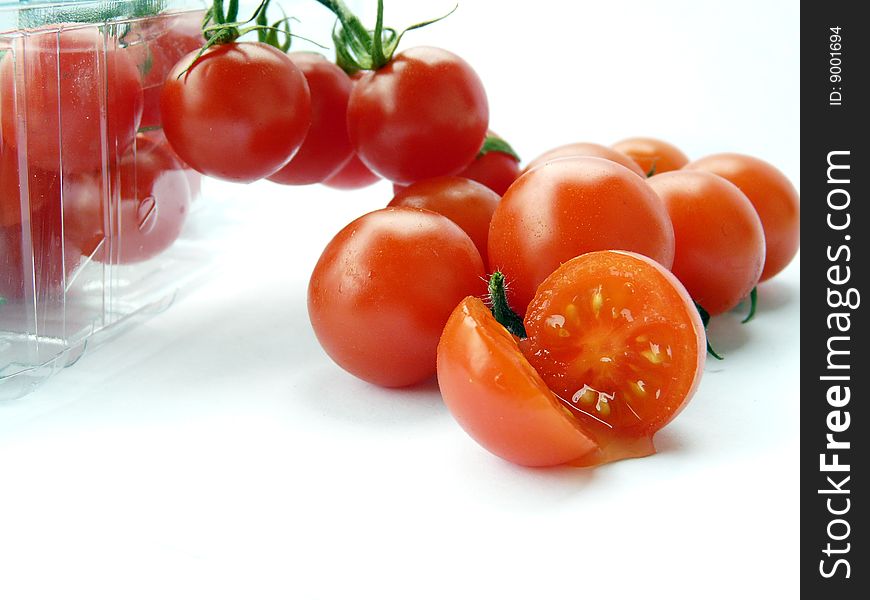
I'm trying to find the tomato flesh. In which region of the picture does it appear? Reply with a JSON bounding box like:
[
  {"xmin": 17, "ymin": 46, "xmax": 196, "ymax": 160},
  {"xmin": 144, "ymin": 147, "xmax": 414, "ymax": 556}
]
[
  {"xmin": 437, "ymin": 251, "xmax": 705, "ymax": 468},
  {"xmin": 523, "ymin": 252, "xmax": 705, "ymax": 442}
]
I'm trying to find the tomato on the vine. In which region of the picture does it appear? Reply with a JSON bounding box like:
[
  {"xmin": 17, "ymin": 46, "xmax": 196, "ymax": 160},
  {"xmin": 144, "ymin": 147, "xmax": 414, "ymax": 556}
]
[
  {"xmin": 388, "ymin": 176, "xmax": 500, "ymax": 265},
  {"xmin": 648, "ymin": 170, "xmax": 765, "ymax": 315},
  {"xmin": 0, "ymin": 25, "xmax": 143, "ymax": 173},
  {"xmin": 612, "ymin": 137, "xmax": 689, "ymax": 176},
  {"xmin": 63, "ymin": 131, "xmax": 191, "ymax": 264},
  {"xmin": 347, "ymin": 46, "xmax": 489, "ymax": 185},
  {"xmin": 437, "ymin": 251, "xmax": 705, "ymax": 468},
  {"xmin": 268, "ymin": 52, "xmax": 354, "ymax": 185},
  {"xmin": 524, "ymin": 142, "xmax": 645, "ymax": 177},
  {"xmin": 488, "ymin": 156, "xmax": 675, "ymax": 314},
  {"xmin": 161, "ymin": 41, "xmax": 311, "ymax": 183},
  {"xmin": 685, "ymin": 153, "xmax": 800, "ymax": 281},
  {"xmin": 456, "ymin": 131, "xmax": 521, "ymax": 196},
  {"xmin": 309, "ymin": 207, "xmax": 485, "ymax": 388}
]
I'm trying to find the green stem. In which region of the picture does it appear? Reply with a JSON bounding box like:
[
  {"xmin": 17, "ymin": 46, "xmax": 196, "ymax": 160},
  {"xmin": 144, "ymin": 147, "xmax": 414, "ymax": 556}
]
[
  {"xmin": 314, "ymin": 0, "xmax": 374, "ymax": 53},
  {"xmin": 488, "ymin": 272, "xmax": 527, "ymax": 339},
  {"xmin": 694, "ymin": 301, "xmax": 723, "ymax": 360},
  {"xmin": 741, "ymin": 287, "xmax": 758, "ymax": 324}
]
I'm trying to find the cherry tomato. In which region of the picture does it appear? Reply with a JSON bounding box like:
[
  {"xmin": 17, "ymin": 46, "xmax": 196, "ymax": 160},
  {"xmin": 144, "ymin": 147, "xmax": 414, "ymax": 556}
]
[
  {"xmin": 437, "ymin": 251, "xmax": 705, "ymax": 468},
  {"xmin": 648, "ymin": 171, "xmax": 765, "ymax": 315},
  {"xmin": 309, "ymin": 207, "xmax": 485, "ymax": 388},
  {"xmin": 685, "ymin": 153, "xmax": 800, "ymax": 281},
  {"xmin": 437, "ymin": 296, "xmax": 599, "ymax": 467},
  {"xmin": 1, "ymin": 164, "xmax": 79, "ymax": 300},
  {"xmin": 611, "ymin": 137, "xmax": 689, "ymax": 175},
  {"xmin": 388, "ymin": 176, "xmax": 500, "ymax": 265},
  {"xmin": 347, "ymin": 46, "xmax": 489, "ymax": 185},
  {"xmin": 161, "ymin": 42, "xmax": 311, "ymax": 183},
  {"xmin": 0, "ymin": 25, "xmax": 143, "ymax": 173},
  {"xmin": 125, "ymin": 10, "xmax": 206, "ymax": 129},
  {"xmin": 488, "ymin": 157, "xmax": 675, "ymax": 314},
  {"xmin": 321, "ymin": 153, "xmax": 380, "ymax": 190},
  {"xmin": 268, "ymin": 53, "xmax": 354, "ymax": 185},
  {"xmin": 524, "ymin": 142, "xmax": 645, "ymax": 178},
  {"xmin": 455, "ymin": 131, "xmax": 521, "ymax": 196},
  {"xmin": 63, "ymin": 132, "xmax": 190, "ymax": 264}
]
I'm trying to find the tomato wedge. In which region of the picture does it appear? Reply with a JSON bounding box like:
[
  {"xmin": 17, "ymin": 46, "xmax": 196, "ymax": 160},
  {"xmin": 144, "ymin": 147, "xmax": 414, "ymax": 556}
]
[{"xmin": 437, "ymin": 251, "xmax": 706, "ymax": 467}]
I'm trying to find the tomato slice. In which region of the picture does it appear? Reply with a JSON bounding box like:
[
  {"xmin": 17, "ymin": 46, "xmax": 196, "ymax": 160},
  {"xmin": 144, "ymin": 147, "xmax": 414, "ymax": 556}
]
[
  {"xmin": 523, "ymin": 251, "xmax": 705, "ymax": 446},
  {"xmin": 437, "ymin": 251, "xmax": 705, "ymax": 468},
  {"xmin": 437, "ymin": 297, "xmax": 598, "ymax": 467}
]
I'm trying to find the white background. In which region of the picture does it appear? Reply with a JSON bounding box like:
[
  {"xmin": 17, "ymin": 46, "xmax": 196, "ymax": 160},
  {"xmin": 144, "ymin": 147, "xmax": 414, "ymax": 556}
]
[{"xmin": 1, "ymin": 1, "xmax": 800, "ymax": 598}]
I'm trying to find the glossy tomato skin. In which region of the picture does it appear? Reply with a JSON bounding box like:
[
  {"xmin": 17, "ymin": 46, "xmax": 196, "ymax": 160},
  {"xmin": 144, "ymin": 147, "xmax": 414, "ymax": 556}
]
[
  {"xmin": 347, "ymin": 46, "xmax": 489, "ymax": 185},
  {"xmin": 0, "ymin": 26, "xmax": 143, "ymax": 173},
  {"xmin": 161, "ymin": 42, "xmax": 311, "ymax": 183},
  {"xmin": 648, "ymin": 171, "xmax": 765, "ymax": 315},
  {"xmin": 457, "ymin": 148, "xmax": 521, "ymax": 196},
  {"xmin": 611, "ymin": 137, "xmax": 689, "ymax": 175},
  {"xmin": 685, "ymin": 153, "xmax": 800, "ymax": 281},
  {"xmin": 437, "ymin": 297, "xmax": 599, "ymax": 467},
  {"xmin": 63, "ymin": 132, "xmax": 190, "ymax": 264},
  {"xmin": 388, "ymin": 176, "xmax": 500, "ymax": 265},
  {"xmin": 321, "ymin": 153, "xmax": 380, "ymax": 190},
  {"xmin": 488, "ymin": 157, "xmax": 675, "ymax": 314},
  {"xmin": 268, "ymin": 53, "xmax": 354, "ymax": 185},
  {"xmin": 309, "ymin": 207, "xmax": 486, "ymax": 388},
  {"xmin": 524, "ymin": 142, "xmax": 645, "ymax": 177}
]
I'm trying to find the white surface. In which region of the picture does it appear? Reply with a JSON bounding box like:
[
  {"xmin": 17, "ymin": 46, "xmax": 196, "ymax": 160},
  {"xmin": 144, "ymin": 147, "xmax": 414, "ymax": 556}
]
[{"xmin": 1, "ymin": 1, "xmax": 799, "ymax": 598}]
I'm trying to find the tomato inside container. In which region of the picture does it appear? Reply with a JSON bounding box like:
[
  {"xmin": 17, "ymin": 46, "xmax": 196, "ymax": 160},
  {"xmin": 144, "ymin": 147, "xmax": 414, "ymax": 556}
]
[{"xmin": 0, "ymin": 1, "xmax": 215, "ymax": 400}]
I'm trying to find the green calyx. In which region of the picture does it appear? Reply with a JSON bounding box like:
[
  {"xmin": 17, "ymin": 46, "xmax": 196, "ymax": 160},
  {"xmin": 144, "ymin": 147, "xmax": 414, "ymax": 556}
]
[
  {"xmin": 315, "ymin": 0, "xmax": 456, "ymax": 73},
  {"xmin": 488, "ymin": 272, "xmax": 527, "ymax": 339},
  {"xmin": 203, "ymin": 0, "xmax": 294, "ymax": 50},
  {"xmin": 178, "ymin": 0, "xmax": 321, "ymax": 78},
  {"xmin": 478, "ymin": 134, "xmax": 521, "ymax": 162}
]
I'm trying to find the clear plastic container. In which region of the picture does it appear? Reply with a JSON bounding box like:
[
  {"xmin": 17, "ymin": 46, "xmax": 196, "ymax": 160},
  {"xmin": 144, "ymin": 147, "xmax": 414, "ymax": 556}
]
[{"xmin": 1, "ymin": 0, "xmax": 218, "ymax": 400}]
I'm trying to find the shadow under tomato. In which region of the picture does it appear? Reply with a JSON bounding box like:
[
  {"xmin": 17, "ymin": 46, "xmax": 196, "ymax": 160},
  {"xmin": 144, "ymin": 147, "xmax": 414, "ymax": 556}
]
[
  {"xmin": 292, "ymin": 363, "xmax": 449, "ymax": 430},
  {"xmin": 754, "ymin": 277, "xmax": 798, "ymax": 313},
  {"xmin": 705, "ymin": 312, "xmax": 753, "ymax": 361},
  {"xmin": 651, "ymin": 427, "xmax": 692, "ymax": 457},
  {"xmin": 448, "ymin": 444, "xmax": 598, "ymax": 508}
]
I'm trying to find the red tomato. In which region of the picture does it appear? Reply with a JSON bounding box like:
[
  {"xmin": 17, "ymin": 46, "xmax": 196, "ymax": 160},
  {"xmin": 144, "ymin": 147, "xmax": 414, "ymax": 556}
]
[
  {"xmin": 0, "ymin": 25, "xmax": 143, "ymax": 173},
  {"xmin": 488, "ymin": 157, "xmax": 675, "ymax": 314},
  {"xmin": 63, "ymin": 132, "xmax": 190, "ymax": 264},
  {"xmin": 685, "ymin": 153, "xmax": 800, "ymax": 281},
  {"xmin": 612, "ymin": 137, "xmax": 689, "ymax": 175},
  {"xmin": 126, "ymin": 10, "xmax": 206, "ymax": 129},
  {"xmin": 648, "ymin": 170, "xmax": 765, "ymax": 315},
  {"xmin": 437, "ymin": 251, "xmax": 705, "ymax": 467},
  {"xmin": 347, "ymin": 46, "xmax": 489, "ymax": 185},
  {"xmin": 388, "ymin": 176, "xmax": 500, "ymax": 265},
  {"xmin": 268, "ymin": 53, "xmax": 354, "ymax": 185},
  {"xmin": 457, "ymin": 144, "xmax": 521, "ymax": 196},
  {"xmin": 321, "ymin": 153, "xmax": 380, "ymax": 190},
  {"xmin": 308, "ymin": 207, "xmax": 486, "ymax": 387},
  {"xmin": 1, "ymin": 165, "xmax": 79, "ymax": 301},
  {"xmin": 524, "ymin": 142, "xmax": 645, "ymax": 178},
  {"xmin": 161, "ymin": 42, "xmax": 311, "ymax": 183}
]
